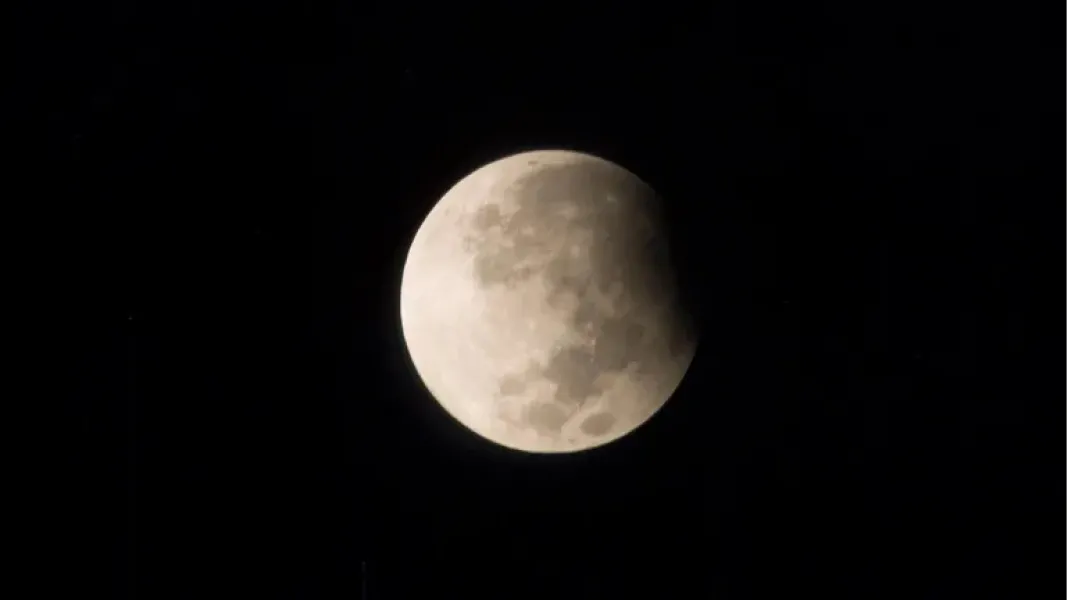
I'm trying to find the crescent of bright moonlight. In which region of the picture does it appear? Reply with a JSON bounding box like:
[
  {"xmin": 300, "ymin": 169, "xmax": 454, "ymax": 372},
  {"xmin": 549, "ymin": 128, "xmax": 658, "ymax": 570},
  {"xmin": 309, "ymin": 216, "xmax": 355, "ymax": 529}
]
[{"xmin": 399, "ymin": 149, "xmax": 697, "ymax": 454}]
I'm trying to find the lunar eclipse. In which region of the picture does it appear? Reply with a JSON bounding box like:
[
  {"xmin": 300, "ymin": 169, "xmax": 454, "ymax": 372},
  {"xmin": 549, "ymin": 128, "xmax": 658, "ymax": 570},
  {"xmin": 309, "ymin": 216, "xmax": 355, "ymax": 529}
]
[{"xmin": 399, "ymin": 149, "xmax": 697, "ymax": 453}]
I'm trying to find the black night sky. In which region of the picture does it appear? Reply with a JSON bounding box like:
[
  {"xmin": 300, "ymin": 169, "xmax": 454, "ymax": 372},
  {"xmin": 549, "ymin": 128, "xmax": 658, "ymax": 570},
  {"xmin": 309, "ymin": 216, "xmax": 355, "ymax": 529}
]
[{"xmin": 25, "ymin": 0, "xmax": 1058, "ymax": 598}]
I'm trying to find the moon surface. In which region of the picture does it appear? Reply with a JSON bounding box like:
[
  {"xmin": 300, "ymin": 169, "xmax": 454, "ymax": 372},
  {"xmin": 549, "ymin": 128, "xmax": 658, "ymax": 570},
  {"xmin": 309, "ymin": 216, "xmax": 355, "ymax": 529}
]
[{"xmin": 399, "ymin": 149, "xmax": 697, "ymax": 453}]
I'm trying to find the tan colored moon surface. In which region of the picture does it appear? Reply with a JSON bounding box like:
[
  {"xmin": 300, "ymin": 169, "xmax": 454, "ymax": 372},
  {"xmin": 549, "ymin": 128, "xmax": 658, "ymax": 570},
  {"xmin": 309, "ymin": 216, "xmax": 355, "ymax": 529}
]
[{"xmin": 399, "ymin": 149, "xmax": 697, "ymax": 453}]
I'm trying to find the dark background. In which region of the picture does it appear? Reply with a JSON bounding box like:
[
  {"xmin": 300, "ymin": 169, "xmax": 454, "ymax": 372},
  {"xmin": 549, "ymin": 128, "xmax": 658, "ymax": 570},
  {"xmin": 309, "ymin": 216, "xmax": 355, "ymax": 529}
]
[{"xmin": 20, "ymin": 0, "xmax": 1058, "ymax": 598}]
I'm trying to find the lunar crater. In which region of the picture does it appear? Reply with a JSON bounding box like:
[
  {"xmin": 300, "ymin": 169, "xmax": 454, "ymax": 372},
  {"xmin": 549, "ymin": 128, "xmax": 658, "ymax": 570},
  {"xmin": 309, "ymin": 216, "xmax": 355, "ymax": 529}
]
[{"xmin": 579, "ymin": 412, "xmax": 617, "ymax": 437}]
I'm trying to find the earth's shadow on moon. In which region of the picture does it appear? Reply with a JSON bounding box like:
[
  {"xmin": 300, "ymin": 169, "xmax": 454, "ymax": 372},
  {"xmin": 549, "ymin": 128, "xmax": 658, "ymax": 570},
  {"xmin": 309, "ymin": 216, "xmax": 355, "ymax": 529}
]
[{"xmin": 459, "ymin": 155, "xmax": 699, "ymax": 446}]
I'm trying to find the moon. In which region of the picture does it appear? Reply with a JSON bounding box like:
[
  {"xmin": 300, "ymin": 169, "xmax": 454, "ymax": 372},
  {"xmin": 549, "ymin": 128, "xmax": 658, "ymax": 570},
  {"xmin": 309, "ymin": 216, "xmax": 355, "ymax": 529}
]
[{"xmin": 399, "ymin": 149, "xmax": 697, "ymax": 453}]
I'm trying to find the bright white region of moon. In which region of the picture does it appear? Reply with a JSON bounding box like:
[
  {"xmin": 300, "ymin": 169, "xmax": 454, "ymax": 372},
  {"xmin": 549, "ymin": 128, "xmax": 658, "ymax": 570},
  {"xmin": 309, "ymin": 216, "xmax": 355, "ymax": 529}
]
[{"xmin": 399, "ymin": 149, "xmax": 698, "ymax": 453}]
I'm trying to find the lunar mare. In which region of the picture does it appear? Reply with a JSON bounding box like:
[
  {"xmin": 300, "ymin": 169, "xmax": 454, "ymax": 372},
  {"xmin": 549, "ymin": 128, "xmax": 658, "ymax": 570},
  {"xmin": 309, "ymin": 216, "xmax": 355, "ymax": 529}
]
[{"xmin": 400, "ymin": 149, "xmax": 697, "ymax": 453}]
